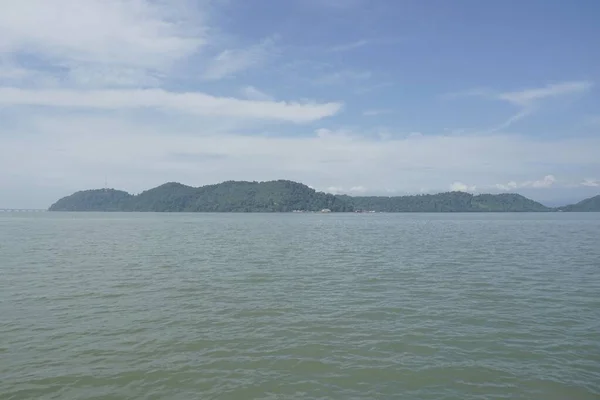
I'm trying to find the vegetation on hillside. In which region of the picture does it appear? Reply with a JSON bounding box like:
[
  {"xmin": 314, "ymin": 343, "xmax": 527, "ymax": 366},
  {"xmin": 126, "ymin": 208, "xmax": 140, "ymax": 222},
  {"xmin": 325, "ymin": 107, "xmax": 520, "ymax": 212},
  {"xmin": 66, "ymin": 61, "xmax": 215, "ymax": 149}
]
[
  {"xmin": 557, "ymin": 195, "xmax": 600, "ymax": 212},
  {"xmin": 49, "ymin": 180, "xmax": 353, "ymax": 212},
  {"xmin": 47, "ymin": 179, "xmax": 574, "ymax": 212},
  {"xmin": 48, "ymin": 189, "xmax": 132, "ymax": 211},
  {"xmin": 346, "ymin": 192, "xmax": 548, "ymax": 212}
]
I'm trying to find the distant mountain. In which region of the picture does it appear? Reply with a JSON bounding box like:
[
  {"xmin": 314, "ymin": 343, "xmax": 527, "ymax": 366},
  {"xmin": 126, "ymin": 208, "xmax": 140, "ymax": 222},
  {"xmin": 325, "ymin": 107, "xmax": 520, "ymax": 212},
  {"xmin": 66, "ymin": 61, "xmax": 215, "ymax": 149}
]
[
  {"xmin": 347, "ymin": 192, "xmax": 549, "ymax": 212},
  {"xmin": 48, "ymin": 180, "xmax": 560, "ymax": 212},
  {"xmin": 557, "ymin": 195, "xmax": 600, "ymax": 212},
  {"xmin": 49, "ymin": 180, "xmax": 351, "ymax": 212},
  {"xmin": 48, "ymin": 189, "xmax": 133, "ymax": 211}
]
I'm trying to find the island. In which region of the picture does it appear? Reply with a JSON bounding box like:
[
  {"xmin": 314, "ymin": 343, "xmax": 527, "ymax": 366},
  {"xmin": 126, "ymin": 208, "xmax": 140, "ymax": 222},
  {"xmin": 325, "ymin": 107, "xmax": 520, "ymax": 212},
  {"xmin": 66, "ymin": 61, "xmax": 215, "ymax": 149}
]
[
  {"xmin": 46, "ymin": 179, "xmax": 600, "ymax": 212},
  {"xmin": 556, "ymin": 195, "xmax": 600, "ymax": 212}
]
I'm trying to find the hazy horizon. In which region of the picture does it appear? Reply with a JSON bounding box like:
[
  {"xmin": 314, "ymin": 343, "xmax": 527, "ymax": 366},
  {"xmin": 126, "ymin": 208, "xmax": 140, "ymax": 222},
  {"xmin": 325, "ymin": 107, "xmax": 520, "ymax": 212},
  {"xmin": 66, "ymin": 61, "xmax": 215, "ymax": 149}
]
[{"xmin": 2, "ymin": 178, "xmax": 598, "ymax": 210}]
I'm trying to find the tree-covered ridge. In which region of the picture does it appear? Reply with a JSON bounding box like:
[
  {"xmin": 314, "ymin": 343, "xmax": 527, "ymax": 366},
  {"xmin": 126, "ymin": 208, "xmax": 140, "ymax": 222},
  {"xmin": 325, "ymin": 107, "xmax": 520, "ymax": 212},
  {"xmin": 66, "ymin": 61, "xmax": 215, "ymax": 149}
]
[
  {"xmin": 48, "ymin": 179, "xmax": 597, "ymax": 212},
  {"xmin": 49, "ymin": 180, "xmax": 353, "ymax": 212},
  {"xmin": 49, "ymin": 189, "xmax": 133, "ymax": 211},
  {"xmin": 347, "ymin": 192, "xmax": 549, "ymax": 212},
  {"xmin": 557, "ymin": 195, "xmax": 600, "ymax": 212}
]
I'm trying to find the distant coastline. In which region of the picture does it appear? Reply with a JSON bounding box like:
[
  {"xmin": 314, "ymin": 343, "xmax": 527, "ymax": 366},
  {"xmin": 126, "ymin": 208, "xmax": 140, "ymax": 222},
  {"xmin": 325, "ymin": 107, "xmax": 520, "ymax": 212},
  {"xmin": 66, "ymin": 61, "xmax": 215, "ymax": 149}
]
[{"xmin": 47, "ymin": 180, "xmax": 600, "ymax": 213}]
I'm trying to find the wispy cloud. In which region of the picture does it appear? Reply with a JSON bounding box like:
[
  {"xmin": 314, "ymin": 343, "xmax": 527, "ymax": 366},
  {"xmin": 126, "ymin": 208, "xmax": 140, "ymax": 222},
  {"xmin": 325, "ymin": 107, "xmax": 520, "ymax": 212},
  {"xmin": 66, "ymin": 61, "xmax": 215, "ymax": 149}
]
[
  {"xmin": 0, "ymin": 2, "xmax": 342, "ymax": 123},
  {"xmin": 0, "ymin": 61, "xmax": 59, "ymax": 87},
  {"xmin": 330, "ymin": 40, "xmax": 368, "ymax": 52},
  {"xmin": 202, "ymin": 37, "xmax": 276, "ymax": 80},
  {"xmin": 3, "ymin": 118, "xmax": 600, "ymax": 207},
  {"xmin": 0, "ymin": 1, "xmax": 276, "ymax": 88},
  {"xmin": 0, "ymin": 0, "xmax": 210, "ymax": 91},
  {"xmin": 444, "ymin": 82, "xmax": 592, "ymax": 105},
  {"xmin": 0, "ymin": 64, "xmax": 31, "ymax": 80},
  {"xmin": 444, "ymin": 81, "xmax": 594, "ymax": 132},
  {"xmin": 0, "ymin": 0, "xmax": 204, "ymax": 71},
  {"xmin": 495, "ymin": 175, "xmax": 556, "ymax": 191},
  {"xmin": 0, "ymin": 87, "xmax": 342, "ymax": 123},
  {"xmin": 497, "ymin": 81, "xmax": 593, "ymax": 107},
  {"xmin": 240, "ymin": 86, "xmax": 273, "ymax": 101},
  {"xmin": 67, "ymin": 66, "xmax": 161, "ymax": 88},
  {"xmin": 329, "ymin": 37, "xmax": 404, "ymax": 52},
  {"xmin": 581, "ymin": 178, "xmax": 600, "ymax": 187},
  {"xmin": 485, "ymin": 110, "xmax": 531, "ymax": 133},
  {"xmin": 452, "ymin": 175, "xmax": 562, "ymax": 193},
  {"xmin": 489, "ymin": 82, "xmax": 592, "ymax": 132},
  {"xmin": 325, "ymin": 185, "xmax": 367, "ymax": 194}
]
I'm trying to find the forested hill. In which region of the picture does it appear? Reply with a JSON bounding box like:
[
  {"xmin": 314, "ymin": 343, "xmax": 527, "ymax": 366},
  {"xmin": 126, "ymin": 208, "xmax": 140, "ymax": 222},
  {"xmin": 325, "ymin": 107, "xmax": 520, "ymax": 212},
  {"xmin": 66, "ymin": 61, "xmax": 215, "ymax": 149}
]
[
  {"xmin": 344, "ymin": 192, "xmax": 549, "ymax": 212},
  {"xmin": 49, "ymin": 180, "xmax": 351, "ymax": 212},
  {"xmin": 47, "ymin": 179, "xmax": 564, "ymax": 212},
  {"xmin": 557, "ymin": 195, "xmax": 600, "ymax": 212}
]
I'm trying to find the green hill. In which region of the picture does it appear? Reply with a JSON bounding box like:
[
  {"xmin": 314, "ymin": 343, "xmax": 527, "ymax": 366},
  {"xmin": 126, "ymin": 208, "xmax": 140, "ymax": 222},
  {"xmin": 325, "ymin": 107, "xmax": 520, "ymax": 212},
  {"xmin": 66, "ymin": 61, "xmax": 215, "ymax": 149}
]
[
  {"xmin": 558, "ymin": 195, "xmax": 600, "ymax": 212},
  {"xmin": 49, "ymin": 180, "xmax": 352, "ymax": 212},
  {"xmin": 48, "ymin": 180, "xmax": 558, "ymax": 212},
  {"xmin": 347, "ymin": 192, "xmax": 548, "ymax": 212},
  {"xmin": 48, "ymin": 189, "xmax": 132, "ymax": 211}
]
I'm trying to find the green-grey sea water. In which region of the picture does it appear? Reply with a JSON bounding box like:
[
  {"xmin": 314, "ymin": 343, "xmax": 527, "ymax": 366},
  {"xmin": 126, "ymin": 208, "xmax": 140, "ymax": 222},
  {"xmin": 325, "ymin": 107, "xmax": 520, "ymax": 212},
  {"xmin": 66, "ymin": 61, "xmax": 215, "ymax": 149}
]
[{"xmin": 1, "ymin": 212, "xmax": 599, "ymax": 399}]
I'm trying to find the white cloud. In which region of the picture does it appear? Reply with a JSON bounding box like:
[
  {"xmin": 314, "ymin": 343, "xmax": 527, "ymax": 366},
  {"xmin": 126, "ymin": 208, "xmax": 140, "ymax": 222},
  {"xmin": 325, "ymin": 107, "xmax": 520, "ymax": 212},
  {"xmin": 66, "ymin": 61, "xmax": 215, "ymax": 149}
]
[
  {"xmin": 0, "ymin": 2, "xmax": 598, "ymax": 209},
  {"xmin": 0, "ymin": 0, "xmax": 211, "ymax": 90},
  {"xmin": 330, "ymin": 40, "xmax": 368, "ymax": 52},
  {"xmin": 330, "ymin": 37, "xmax": 403, "ymax": 52},
  {"xmin": 450, "ymin": 182, "xmax": 477, "ymax": 192},
  {"xmin": 324, "ymin": 186, "xmax": 367, "ymax": 194},
  {"xmin": 0, "ymin": 61, "xmax": 59, "ymax": 87},
  {"xmin": 3, "ymin": 117, "xmax": 600, "ymax": 208},
  {"xmin": 497, "ymin": 82, "xmax": 593, "ymax": 107},
  {"xmin": 349, "ymin": 186, "xmax": 367, "ymax": 194},
  {"xmin": 495, "ymin": 181, "xmax": 518, "ymax": 191},
  {"xmin": 492, "ymin": 82, "xmax": 592, "ymax": 132},
  {"xmin": 495, "ymin": 175, "xmax": 556, "ymax": 191},
  {"xmin": 0, "ymin": 0, "xmax": 204, "ymax": 70},
  {"xmin": 241, "ymin": 86, "xmax": 273, "ymax": 101},
  {"xmin": 530, "ymin": 174, "xmax": 556, "ymax": 188},
  {"xmin": 67, "ymin": 66, "xmax": 161, "ymax": 88},
  {"xmin": 202, "ymin": 37, "xmax": 275, "ymax": 80},
  {"xmin": 581, "ymin": 178, "xmax": 600, "ymax": 187},
  {"xmin": 485, "ymin": 110, "xmax": 531, "ymax": 133},
  {"xmin": 0, "ymin": 63, "xmax": 30, "ymax": 80},
  {"xmin": 0, "ymin": 87, "xmax": 342, "ymax": 122},
  {"xmin": 0, "ymin": 0, "xmax": 280, "ymax": 88},
  {"xmin": 444, "ymin": 81, "xmax": 594, "ymax": 132}
]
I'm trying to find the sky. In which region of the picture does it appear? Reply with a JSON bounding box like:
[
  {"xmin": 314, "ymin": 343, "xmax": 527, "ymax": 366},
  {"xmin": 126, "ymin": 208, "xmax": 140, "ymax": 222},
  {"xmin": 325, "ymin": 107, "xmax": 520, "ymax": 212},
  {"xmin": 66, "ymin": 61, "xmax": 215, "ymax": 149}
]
[{"xmin": 1, "ymin": 0, "xmax": 599, "ymax": 208}]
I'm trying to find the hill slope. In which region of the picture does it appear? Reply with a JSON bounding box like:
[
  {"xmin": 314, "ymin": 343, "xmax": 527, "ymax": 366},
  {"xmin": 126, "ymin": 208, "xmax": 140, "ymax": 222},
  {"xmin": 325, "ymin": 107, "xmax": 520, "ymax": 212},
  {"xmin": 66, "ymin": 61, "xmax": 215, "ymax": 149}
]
[
  {"xmin": 49, "ymin": 189, "xmax": 133, "ymax": 211},
  {"xmin": 48, "ymin": 180, "xmax": 556, "ymax": 212},
  {"xmin": 347, "ymin": 192, "xmax": 548, "ymax": 212},
  {"xmin": 49, "ymin": 180, "xmax": 352, "ymax": 212},
  {"xmin": 558, "ymin": 195, "xmax": 600, "ymax": 212}
]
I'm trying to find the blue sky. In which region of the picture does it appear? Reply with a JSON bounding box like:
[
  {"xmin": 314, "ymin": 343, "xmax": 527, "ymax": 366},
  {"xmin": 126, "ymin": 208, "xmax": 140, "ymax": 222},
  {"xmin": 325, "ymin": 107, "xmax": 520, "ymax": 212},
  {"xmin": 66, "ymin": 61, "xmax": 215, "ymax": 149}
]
[{"xmin": 1, "ymin": 0, "xmax": 599, "ymax": 208}]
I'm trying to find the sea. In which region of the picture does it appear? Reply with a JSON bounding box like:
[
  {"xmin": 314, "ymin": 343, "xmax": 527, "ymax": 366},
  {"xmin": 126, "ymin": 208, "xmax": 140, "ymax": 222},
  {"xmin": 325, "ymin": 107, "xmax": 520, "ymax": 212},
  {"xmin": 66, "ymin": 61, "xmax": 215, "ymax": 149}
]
[{"xmin": 1, "ymin": 212, "xmax": 599, "ymax": 399}]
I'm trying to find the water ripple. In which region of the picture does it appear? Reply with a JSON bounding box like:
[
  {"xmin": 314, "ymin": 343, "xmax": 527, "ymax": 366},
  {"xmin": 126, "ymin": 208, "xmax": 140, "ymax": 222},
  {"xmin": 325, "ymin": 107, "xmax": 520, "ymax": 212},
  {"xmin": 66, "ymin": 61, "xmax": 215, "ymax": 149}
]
[{"xmin": 1, "ymin": 212, "xmax": 599, "ymax": 399}]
